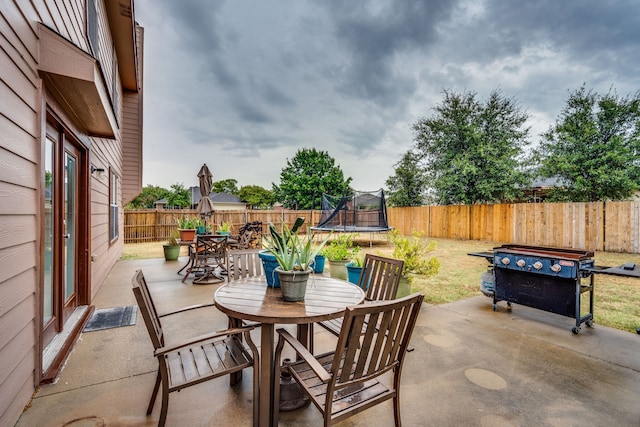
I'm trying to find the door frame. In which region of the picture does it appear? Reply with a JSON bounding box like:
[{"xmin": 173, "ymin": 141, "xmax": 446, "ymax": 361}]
[{"xmin": 40, "ymin": 111, "xmax": 91, "ymax": 383}]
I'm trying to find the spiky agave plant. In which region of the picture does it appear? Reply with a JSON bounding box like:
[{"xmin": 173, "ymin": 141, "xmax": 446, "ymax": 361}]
[{"xmin": 264, "ymin": 217, "xmax": 330, "ymax": 271}]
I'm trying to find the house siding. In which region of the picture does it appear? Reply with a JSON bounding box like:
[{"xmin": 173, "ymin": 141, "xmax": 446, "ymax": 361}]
[{"xmin": 0, "ymin": 1, "xmax": 142, "ymax": 425}]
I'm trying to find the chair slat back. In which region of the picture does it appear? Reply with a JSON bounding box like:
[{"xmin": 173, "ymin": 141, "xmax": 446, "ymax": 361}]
[
  {"xmin": 331, "ymin": 293, "xmax": 423, "ymax": 387},
  {"xmin": 131, "ymin": 269, "xmax": 164, "ymax": 350},
  {"xmin": 228, "ymin": 249, "xmax": 264, "ymax": 281},
  {"xmin": 358, "ymin": 254, "xmax": 404, "ymax": 301}
]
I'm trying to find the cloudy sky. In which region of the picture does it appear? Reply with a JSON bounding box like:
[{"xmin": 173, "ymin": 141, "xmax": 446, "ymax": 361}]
[{"xmin": 134, "ymin": 0, "xmax": 640, "ymax": 192}]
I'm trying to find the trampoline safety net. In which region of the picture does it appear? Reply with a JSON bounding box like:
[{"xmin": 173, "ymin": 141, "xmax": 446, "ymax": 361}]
[{"xmin": 312, "ymin": 189, "xmax": 392, "ymax": 232}]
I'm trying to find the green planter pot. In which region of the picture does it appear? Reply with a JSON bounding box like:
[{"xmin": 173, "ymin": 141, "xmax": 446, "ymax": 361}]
[
  {"xmin": 163, "ymin": 244, "xmax": 181, "ymax": 261},
  {"xmin": 276, "ymin": 267, "xmax": 311, "ymax": 302},
  {"xmin": 328, "ymin": 260, "xmax": 348, "ymax": 281}
]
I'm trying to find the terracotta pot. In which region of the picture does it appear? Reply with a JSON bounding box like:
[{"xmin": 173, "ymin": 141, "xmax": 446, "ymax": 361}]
[{"xmin": 178, "ymin": 228, "xmax": 196, "ymax": 242}]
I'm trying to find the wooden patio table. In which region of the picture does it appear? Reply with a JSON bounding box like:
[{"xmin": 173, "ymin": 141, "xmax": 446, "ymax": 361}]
[{"xmin": 214, "ymin": 275, "xmax": 365, "ymax": 427}]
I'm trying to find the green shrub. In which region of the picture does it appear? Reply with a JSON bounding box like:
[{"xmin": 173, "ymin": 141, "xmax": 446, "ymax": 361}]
[{"xmin": 390, "ymin": 230, "xmax": 440, "ymax": 282}]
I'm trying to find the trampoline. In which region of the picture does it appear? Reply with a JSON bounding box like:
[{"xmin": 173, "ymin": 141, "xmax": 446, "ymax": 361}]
[{"xmin": 311, "ymin": 189, "xmax": 393, "ymax": 244}]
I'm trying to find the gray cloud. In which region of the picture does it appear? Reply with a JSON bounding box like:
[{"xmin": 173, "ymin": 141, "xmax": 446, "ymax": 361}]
[{"xmin": 136, "ymin": 0, "xmax": 640, "ymax": 190}]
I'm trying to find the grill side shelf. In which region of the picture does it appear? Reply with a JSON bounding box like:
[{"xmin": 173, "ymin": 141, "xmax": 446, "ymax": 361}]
[{"xmin": 585, "ymin": 265, "xmax": 640, "ymax": 278}]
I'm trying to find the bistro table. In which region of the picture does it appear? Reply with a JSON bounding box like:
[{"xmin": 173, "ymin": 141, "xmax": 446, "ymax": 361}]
[{"xmin": 214, "ymin": 275, "xmax": 365, "ymax": 427}]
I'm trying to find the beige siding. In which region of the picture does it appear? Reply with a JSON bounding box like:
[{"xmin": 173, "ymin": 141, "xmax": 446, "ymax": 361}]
[
  {"xmin": 0, "ymin": 0, "xmax": 141, "ymax": 425},
  {"xmin": 0, "ymin": 0, "xmax": 41, "ymax": 423}
]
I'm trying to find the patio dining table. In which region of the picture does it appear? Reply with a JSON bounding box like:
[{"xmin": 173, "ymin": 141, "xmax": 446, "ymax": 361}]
[{"xmin": 214, "ymin": 275, "xmax": 365, "ymax": 427}]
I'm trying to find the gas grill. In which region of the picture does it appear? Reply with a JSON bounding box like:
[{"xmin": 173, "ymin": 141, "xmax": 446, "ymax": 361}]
[{"xmin": 470, "ymin": 244, "xmax": 640, "ymax": 334}]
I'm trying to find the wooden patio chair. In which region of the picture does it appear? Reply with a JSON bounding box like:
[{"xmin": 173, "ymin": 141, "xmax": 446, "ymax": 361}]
[
  {"xmin": 226, "ymin": 249, "xmax": 263, "ymax": 330},
  {"xmin": 132, "ymin": 269, "xmax": 259, "ymax": 427},
  {"xmin": 274, "ymin": 292, "xmax": 424, "ymax": 427},
  {"xmin": 182, "ymin": 234, "xmax": 228, "ymax": 284},
  {"xmin": 315, "ymin": 254, "xmax": 404, "ymax": 338},
  {"xmin": 227, "ymin": 248, "xmax": 264, "ymax": 281}
]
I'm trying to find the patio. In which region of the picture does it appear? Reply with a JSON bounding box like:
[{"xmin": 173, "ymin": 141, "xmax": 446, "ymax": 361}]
[{"xmin": 16, "ymin": 256, "xmax": 640, "ymax": 426}]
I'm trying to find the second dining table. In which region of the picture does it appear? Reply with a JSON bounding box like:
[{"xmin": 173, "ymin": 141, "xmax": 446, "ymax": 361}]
[{"xmin": 214, "ymin": 274, "xmax": 365, "ymax": 427}]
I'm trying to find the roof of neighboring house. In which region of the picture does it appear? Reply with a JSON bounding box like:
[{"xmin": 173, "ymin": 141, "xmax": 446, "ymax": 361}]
[{"xmin": 156, "ymin": 190, "xmax": 244, "ymax": 206}]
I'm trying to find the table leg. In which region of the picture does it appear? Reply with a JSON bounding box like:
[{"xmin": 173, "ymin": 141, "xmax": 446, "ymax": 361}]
[
  {"xmin": 296, "ymin": 323, "xmax": 311, "ymax": 358},
  {"xmin": 229, "ymin": 317, "xmax": 243, "ymax": 386},
  {"xmin": 260, "ymin": 323, "xmax": 275, "ymax": 427},
  {"xmin": 177, "ymin": 244, "xmax": 194, "ymax": 275}
]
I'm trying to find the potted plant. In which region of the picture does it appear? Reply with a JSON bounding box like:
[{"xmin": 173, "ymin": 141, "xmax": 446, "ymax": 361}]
[
  {"xmin": 263, "ymin": 217, "xmax": 330, "ymax": 301},
  {"xmin": 345, "ymin": 247, "xmax": 364, "ymax": 284},
  {"xmin": 175, "ymin": 216, "xmax": 198, "ymax": 241},
  {"xmin": 310, "ymin": 250, "xmax": 326, "ymax": 274},
  {"xmin": 389, "ymin": 230, "xmax": 440, "ymax": 297},
  {"xmin": 321, "ymin": 234, "xmax": 356, "ymax": 280},
  {"xmin": 217, "ymin": 221, "xmax": 231, "ymax": 235},
  {"xmin": 194, "ymin": 218, "xmax": 207, "ymax": 235},
  {"xmin": 163, "ymin": 231, "xmax": 181, "ymax": 261}
]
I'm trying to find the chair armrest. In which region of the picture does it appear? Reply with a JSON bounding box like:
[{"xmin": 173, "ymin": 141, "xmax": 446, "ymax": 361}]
[
  {"xmin": 158, "ymin": 302, "xmax": 215, "ymax": 318},
  {"xmin": 155, "ymin": 324, "xmax": 256, "ymax": 356},
  {"xmin": 276, "ymin": 328, "xmax": 331, "ymax": 382}
]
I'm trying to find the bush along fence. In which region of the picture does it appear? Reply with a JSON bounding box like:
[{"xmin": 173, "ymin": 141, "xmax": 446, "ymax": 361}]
[{"xmin": 124, "ymin": 200, "xmax": 640, "ymax": 254}]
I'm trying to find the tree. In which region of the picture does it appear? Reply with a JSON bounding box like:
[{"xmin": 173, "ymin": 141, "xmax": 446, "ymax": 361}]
[
  {"xmin": 239, "ymin": 185, "xmax": 275, "ymax": 209},
  {"xmin": 273, "ymin": 148, "xmax": 352, "ymax": 209},
  {"xmin": 212, "ymin": 179, "xmax": 239, "ymax": 195},
  {"xmin": 165, "ymin": 183, "xmax": 191, "ymax": 208},
  {"xmin": 126, "ymin": 185, "xmax": 170, "ymax": 209},
  {"xmin": 385, "ymin": 151, "xmax": 428, "ymax": 206},
  {"xmin": 413, "ymin": 89, "xmax": 531, "ymax": 205},
  {"xmin": 535, "ymin": 86, "xmax": 640, "ymax": 202}
]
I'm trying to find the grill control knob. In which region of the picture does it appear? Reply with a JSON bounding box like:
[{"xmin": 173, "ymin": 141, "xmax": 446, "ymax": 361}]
[
  {"xmin": 501, "ymin": 257, "xmax": 510, "ymax": 265},
  {"xmin": 551, "ymin": 264, "xmax": 562, "ymax": 273},
  {"xmin": 516, "ymin": 259, "xmax": 526, "ymax": 267},
  {"xmin": 533, "ymin": 261, "xmax": 543, "ymax": 270}
]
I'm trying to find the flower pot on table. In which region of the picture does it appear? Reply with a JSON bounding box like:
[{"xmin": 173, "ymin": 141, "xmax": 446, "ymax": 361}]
[{"xmin": 276, "ymin": 267, "xmax": 311, "ymax": 302}]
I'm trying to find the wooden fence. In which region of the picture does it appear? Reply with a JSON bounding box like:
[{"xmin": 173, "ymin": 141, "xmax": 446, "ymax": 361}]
[
  {"xmin": 124, "ymin": 201, "xmax": 640, "ymax": 253},
  {"xmin": 387, "ymin": 201, "xmax": 640, "ymax": 253}
]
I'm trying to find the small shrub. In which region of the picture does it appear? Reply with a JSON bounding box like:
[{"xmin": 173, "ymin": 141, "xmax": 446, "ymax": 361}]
[{"xmin": 390, "ymin": 230, "xmax": 440, "ymax": 282}]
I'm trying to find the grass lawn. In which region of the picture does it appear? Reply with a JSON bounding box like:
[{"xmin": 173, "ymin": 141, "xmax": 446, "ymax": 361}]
[{"xmin": 122, "ymin": 236, "xmax": 640, "ymax": 334}]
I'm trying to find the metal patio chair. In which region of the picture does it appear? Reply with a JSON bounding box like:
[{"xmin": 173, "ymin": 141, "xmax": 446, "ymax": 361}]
[
  {"xmin": 274, "ymin": 293, "xmax": 424, "ymax": 427},
  {"xmin": 131, "ymin": 270, "xmax": 259, "ymax": 427},
  {"xmin": 182, "ymin": 234, "xmax": 228, "ymax": 284}
]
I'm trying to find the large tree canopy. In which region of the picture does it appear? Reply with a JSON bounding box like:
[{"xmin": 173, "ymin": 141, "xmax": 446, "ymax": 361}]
[
  {"xmin": 239, "ymin": 185, "xmax": 275, "ymax": 209},
  {"xmin": 212, "ymin": 179, "xmax": 239, "ymax": 195},
  {"xmin": 412, "ymin": 89, "xmax": 531, "ymax": 205},
  {"xmin": 273, "ymin": 148, "xmax": 352, "ymax": 209},
  {"xmin": 126, "ymin": 185, "xmax": 170, "ymax": 209},
  {"xmin": 535, "ymin": 86, "xmax": 640, "ymax": 202},
  {"xmin": 386, "ymin": 151, "xmax": 428, "ymax": 206},
  {"xmin": 165, "ymin": 183, "xmax": 191, "ymax": 208}
]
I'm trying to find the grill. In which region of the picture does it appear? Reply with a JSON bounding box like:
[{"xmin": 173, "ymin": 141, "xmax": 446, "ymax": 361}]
[
  {"xmin": 492, "ymin": 245, "xmax": 595, "ymax": 334},
  {"xmin": 470, "ymin": 244, "xmax": 639, "ymax": 334}
]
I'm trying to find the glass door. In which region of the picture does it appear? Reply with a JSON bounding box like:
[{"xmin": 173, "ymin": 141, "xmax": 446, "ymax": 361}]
[{"xmin": 42, "ymin": 124, "xmax": 82, "ymax": 347}]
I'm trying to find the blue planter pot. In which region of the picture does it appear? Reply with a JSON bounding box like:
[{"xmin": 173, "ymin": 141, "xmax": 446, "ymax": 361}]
[
  {"xmin": 258, "ymin": 250, "xmax": 281, "ymax": 288},
  {"xmin": 311, "ymin": 255, "xmax": 326, "ymax": 274},
  {"xmin": 346, "ymin": 262, "xmax": 363, "ymax": 285}
]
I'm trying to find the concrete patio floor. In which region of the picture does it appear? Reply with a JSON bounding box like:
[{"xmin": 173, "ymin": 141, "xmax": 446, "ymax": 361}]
[{"xmin": 16, "ymin": 256, "xmax": 640, "ymax": 427}]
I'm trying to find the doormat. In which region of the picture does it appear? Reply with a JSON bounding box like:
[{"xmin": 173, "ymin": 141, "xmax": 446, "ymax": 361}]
[{"xmin": 83, "ymin": 305, "xmax": 138, "ymax": 332}]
